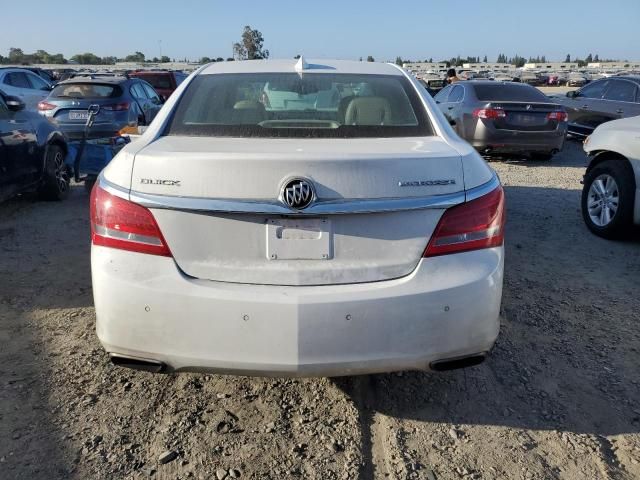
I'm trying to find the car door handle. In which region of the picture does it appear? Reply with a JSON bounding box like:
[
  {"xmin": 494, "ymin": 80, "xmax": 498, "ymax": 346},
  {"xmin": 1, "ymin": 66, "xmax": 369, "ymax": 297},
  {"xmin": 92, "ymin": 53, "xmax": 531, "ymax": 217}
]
[
  {"xmin": 447, "ymin": 106, "xmax": 454, "ymax": 110},
  {"xmin": 580, "ymin": 105, "xmax": 589, "ymax": 109},
  {"xmin": 616, "ymin": 109, "xmax": 624, "ymax": 114}
]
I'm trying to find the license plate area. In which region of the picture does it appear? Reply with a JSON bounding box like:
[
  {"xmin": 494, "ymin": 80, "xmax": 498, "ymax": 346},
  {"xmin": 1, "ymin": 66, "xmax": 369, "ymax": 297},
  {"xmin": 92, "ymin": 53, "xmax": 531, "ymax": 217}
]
[
  {"xmin": 511, "ymin": 113, "xmax": 546, "ymax": 126},
  {"xmin": 69, "ymin": 110, "xmax": 89, "ymax": 120},
  {"xmin": 266, "ymin": 218, "xmax": 332, "ymax": 260}
]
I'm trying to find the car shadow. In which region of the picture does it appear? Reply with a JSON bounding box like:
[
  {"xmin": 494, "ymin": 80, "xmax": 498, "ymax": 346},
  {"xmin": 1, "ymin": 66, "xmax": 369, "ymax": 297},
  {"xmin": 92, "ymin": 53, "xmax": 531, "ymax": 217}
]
[
  {"xmin": 333, "ymin": 183, "xmax": 640, "ymax": 475},
  {"xmin": 484, "ymin": 138, "xmax": 589, "ymax": 169}
]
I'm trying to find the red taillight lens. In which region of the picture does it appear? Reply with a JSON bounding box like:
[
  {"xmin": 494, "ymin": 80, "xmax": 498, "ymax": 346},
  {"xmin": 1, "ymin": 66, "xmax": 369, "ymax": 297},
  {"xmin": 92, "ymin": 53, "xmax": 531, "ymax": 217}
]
[
  {"xmin": 473, "ymin": 108, "xmax": 506, "ymax": 119},
  {"xmin": 102, "ymin": 102, "xmax": 130, "ymax": 111},
  {"xmin": 90, "ymin": 185, "xmax": 171, "ymax": 257},
  {"xmin": 547, "ymin": 111, "xmax": 568, "ymax": 122},
  {"xmin": 424, "ymin": 186, "xmax": 505, "ymax": 257},
  {"xmin": 38, "ymin": 101, "xmax": 56, "ymax": 111}
]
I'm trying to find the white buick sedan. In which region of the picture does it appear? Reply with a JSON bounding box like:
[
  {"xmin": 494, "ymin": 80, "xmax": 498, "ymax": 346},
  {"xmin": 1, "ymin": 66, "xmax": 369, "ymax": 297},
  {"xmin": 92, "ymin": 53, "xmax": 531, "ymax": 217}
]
[{"xmin": 90, "ymin": 59, "xmax": 505, "ymax": 376}]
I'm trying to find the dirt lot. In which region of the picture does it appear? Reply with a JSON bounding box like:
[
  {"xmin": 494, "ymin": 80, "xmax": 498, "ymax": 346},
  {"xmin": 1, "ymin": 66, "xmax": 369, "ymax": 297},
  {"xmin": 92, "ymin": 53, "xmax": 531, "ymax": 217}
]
[{"xmin": 1, "ymin": 139, "xmax": 639, "ymax": 480}]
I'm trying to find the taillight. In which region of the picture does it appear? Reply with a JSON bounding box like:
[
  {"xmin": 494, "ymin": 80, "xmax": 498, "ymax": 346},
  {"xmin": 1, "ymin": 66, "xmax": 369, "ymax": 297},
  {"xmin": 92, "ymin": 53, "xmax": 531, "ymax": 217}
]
[
  {"xmin": 424, "ymin": 186, "xmax": 505, "ymax": 257},
  {"xmin": 473, "ymin": 108, "xmax": 506, "ymax": 119},
  {"xmin": 90, "ymin": 185, "xmax": 171, "ymax": 257},
  {"xmin": 102, "ymin": 102, "xmax": 130, "ymax": 111},
  {"xmin": 38, "ymin": 101, "xmax": 56, "ymax": 111},
  {"xmin": 547, "ymin": 111, "xmax": 568, "ymax": 122}
]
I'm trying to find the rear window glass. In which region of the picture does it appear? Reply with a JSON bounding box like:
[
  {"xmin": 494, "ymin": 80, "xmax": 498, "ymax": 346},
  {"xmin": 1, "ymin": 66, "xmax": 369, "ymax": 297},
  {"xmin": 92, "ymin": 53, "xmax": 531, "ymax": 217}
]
[
  {"xmin": 473, "ymin": 84, "xmax": 548, "ymax": 102},
  {"xmin": 51, "ymin": 83, "xmax": 121, "ymax": 99},
  {"xmin": 166, "ymin": 73, "xmax": 432, "ymax": 138},
  {"xmin": 136, "ymin": 74, "xmax": 173, "ymax": 90}
]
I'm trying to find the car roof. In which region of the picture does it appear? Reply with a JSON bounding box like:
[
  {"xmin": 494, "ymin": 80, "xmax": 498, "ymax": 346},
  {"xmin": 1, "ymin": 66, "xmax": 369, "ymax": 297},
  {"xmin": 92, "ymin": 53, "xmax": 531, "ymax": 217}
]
[
  {"xmin": 200, "ymin": 59, "xmax": 404, "ymax": 76},
  {"xmin": 56, "ymin": 76, "xmax": 133, "ymax": 85},
  {"xmin": 608, "ymin": 75, "xmax": 640, "ymax": 84}
]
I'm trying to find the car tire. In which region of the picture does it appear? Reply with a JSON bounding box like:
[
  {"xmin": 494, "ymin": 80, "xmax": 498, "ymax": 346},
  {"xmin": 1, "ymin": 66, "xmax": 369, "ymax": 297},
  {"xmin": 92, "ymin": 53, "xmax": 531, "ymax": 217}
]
[
  {"xmin": 581, "ymin": 160, "xmax": 635, "ymax": 239},
  {"xmin": 39, "ymin": 145, "xmax": 70, "ymax": 201}
]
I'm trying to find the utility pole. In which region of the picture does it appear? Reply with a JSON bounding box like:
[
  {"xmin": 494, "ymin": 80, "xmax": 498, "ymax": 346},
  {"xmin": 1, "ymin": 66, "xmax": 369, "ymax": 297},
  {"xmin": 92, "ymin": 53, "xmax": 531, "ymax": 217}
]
[{"xmin": 159, "ymin": 40, "xmax": 162, "ymax": 61}]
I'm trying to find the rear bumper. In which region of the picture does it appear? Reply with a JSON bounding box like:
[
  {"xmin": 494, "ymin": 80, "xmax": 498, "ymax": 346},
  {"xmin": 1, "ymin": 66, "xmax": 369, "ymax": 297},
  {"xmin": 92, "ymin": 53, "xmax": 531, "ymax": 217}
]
[
  {"xmin": 92, "ymin": 246, "xmax": 504, "ymax": 377},
  {"xmin": 468, "ymin": 122, "xmax": 566, "ymax": 154}
]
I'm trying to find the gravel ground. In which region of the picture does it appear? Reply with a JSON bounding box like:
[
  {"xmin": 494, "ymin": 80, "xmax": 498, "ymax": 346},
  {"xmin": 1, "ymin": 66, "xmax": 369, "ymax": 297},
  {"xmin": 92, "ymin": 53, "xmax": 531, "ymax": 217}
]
[{"xmin": 1, "ymin": 139, "xmax": 639, "ymax": 480}]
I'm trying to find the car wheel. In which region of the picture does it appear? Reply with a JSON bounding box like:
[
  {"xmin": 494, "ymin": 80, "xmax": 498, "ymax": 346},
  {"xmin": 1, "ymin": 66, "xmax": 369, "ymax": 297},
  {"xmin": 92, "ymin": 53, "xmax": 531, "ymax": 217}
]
[
  {"xmin": 581, "ymin": 160, "xmax": 635, "ymax": 239},
  {"xmin": 39, "ymin": 145, "xmax": 70, "ymax": 201}
]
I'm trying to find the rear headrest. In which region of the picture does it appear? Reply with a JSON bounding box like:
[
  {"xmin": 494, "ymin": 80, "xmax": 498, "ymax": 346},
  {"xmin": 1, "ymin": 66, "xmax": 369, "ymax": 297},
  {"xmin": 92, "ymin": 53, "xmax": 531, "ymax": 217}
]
[
  {"xmin": 231, "ymin": 100, "xmax": 266, "ymax": 124},
  {"xmin": 343, "ymin": 96, "xmax": 392, "ymax": 126}
]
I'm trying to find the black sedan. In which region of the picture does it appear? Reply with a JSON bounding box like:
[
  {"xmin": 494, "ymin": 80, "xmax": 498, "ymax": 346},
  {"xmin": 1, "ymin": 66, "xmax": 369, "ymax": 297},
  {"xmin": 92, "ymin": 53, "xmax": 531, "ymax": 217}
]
[
  {"xmin": 553, "ymin": 76, "xmax": 640, "ymax": 137},
  {"xmin": 0, "ymin": 89, "xmax": 69, "ymax": 203}
]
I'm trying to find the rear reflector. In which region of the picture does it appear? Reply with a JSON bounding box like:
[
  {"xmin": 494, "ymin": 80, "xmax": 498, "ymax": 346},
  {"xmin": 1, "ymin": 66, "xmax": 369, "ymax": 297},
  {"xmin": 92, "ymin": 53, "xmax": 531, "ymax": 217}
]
[
  {"xmin": 37, "ymin": 101, "xmax": 56, "ymax": 111},
  {"xmin": 424, "ymin": 185, "xmax": 505, "ymax": 257},
  {"xmin": 473, "ymin": 108, "xmax": 506, "ymax": 119},
  {"xmin": 547, "ymin": 111, "xmax": 568, "ymax": 122},
  {"xmin": 90, "ymin": 185, "xmax": 171, "ymax": 256}
]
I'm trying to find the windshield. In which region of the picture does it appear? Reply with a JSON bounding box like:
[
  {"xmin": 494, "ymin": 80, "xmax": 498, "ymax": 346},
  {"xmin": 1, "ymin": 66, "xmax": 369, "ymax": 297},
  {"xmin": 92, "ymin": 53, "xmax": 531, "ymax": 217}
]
[
  {"xmin": 50, "ymin": 83, "xmax": 121, "ymax": 99},
  {"xmin": 166, "ymin": 73, "xmax": 432, "ymax": 138},
  {"xmin": 473, "ymin": 84, "xmax": 549, "ymax": 102}
]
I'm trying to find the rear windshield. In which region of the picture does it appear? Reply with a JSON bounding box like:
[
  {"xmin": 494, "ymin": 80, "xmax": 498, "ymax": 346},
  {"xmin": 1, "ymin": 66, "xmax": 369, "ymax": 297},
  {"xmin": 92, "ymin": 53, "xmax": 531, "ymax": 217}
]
[
  {"xmin": 166, "ymin": 73, "xmax": 432, "ymax": 138},
  {"xmin": 136, "ymin": 74, "xmax": 173, "ymax": 90},
  {"xmin": 473, "ymin": 84, "xmax": 548, "ymax": 102},
  {"xmin": 51, "ymin": 83, "xmax": 122, "ymax": 99}
]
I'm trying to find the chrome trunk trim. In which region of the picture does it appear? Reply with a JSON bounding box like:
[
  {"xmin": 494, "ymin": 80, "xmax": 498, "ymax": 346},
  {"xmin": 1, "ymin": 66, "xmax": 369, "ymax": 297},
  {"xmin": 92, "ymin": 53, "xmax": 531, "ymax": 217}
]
[{"xmin": 98, "ymin": 173, "xmax": 500, "ymax": 215}]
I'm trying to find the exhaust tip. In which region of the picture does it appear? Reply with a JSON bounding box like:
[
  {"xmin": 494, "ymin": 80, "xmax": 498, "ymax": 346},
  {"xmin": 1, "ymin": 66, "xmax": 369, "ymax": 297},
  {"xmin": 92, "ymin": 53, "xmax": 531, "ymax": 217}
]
[
  {"xmin": 110, "ymin": 354, "xmax": 166, "ymax": 373},
  {"xmin": 430, "ymin": 353, "xmax": 486, "ymax": 372}
]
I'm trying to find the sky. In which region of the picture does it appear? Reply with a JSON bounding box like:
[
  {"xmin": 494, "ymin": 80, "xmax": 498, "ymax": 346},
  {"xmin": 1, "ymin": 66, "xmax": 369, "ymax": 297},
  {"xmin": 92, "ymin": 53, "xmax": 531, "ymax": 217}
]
[{"xmin": 2, "ymin": 0, "xmax": 639, "ymax": 62}]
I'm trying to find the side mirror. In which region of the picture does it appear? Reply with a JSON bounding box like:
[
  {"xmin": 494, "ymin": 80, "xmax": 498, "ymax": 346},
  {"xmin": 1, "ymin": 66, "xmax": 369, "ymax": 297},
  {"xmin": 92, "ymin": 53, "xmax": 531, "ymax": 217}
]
[
  {"xmin": 5, "ymin": 96, "xmax": 25, "ymax": 112},
  {"xmin": 449, "ymin": 119, "xmax": 457, "ymax": 126}
]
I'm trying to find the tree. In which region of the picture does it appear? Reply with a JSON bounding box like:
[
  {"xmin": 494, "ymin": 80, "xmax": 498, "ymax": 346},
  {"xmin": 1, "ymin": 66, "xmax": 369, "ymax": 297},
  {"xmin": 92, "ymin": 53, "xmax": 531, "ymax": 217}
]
[
  {"xmin": 594, "ymin": 54, "xmax": 599, "ymax": 62},
  {"xmin": 200, "ymin": 56, "xmax": 212, "ymax": 64},
  {"xmin": 483, "ymin": 55, "xmax": 488, "ymax": 63},
  {"xmin": 160, "ymin": 55, "xmax": 170, "ymax": 63},
  {"xmin": 70, "ymin": 52, "xmax": 103, "ymax": 64},
  {"xmin": 125, "ymin": 51, "xmax": 146, "ymax": 63},
  {"xmin": 366, "ymin": 56, "xmax": 375, "ymax": 62},
  {"xmin": 226, "ymin": 58, "xmax": 234, "ymax": 61},
  {"xmin": 565, "ymin": 54, "xmax": 571, "ymax": 63},
  {"xmin": 233, "ymin": 25, "xmax": 269, "ymax": 60},
  {"xmin": 294, "ymin": 54, "xmax": 301, "ymax": 59},
  {"xmin": 215, "ymin": 57, "xmax": 224, "ymax": 62},
  {"xmin": 8, "ymin": 48, "xmax": 25, "ymax": 63},
  {"xmin": 395, "ymin": 56, "xmax": 403, "ymax": 66},
  {"xmin": 585, "ymin": 53, "xmax": 593, "ymax": 63}
]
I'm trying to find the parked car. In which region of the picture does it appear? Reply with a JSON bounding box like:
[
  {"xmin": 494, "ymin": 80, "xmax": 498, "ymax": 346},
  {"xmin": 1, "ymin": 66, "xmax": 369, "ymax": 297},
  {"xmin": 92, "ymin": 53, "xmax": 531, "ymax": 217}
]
[
  {"xmin": 519, "ymin": 72, "xmax": 540, "ymax": 86},
  {"xmin": 566, "ymin": 73, "xmax": 587, "ymax": 87},
  {"xmin": 21, "ymin": 67, "xmax": 57, "ymax": 85},
  {"xmin": 128, "ymin": 70, "xmax": 188, "ymax": 101},
  {"xmin": 0, "ymin": 67, "xmax": 52, "ymax": 110},
  {"xmin": 434, "ymin": 81, "xmax": 567, "ymax": 159},
  {"xmin": 581, "ymin": 115, "xmax": 640, "ymax": 238},
  {"xmin": 38, "ymin": 76, "xmax": 163, "ymax": 140},
  {"xmin": 0, "ymin": 89, "xmax": 69, "ymax": 202},
  {"xmin": 91, "ymin": 58, "xmax": 505, "ymax": 376},
  {"xmin": 554, "ymin": 76, "xmax": 640, "ymax": 137}
]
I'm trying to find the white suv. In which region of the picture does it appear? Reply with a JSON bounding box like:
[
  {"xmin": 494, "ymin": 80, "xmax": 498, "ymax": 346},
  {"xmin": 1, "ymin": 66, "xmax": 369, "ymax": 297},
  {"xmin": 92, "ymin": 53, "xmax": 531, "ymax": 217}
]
[{"xmin": 90, "ymin": 59, "xmax": 505, "ymax": 376}]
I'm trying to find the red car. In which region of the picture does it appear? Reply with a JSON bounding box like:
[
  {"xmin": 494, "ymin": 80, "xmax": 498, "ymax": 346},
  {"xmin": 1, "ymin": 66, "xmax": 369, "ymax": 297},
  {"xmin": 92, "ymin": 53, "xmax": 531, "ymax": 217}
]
[{"xmin": 128, "ymin": 70, "xmax": 188, "ymax": 101}]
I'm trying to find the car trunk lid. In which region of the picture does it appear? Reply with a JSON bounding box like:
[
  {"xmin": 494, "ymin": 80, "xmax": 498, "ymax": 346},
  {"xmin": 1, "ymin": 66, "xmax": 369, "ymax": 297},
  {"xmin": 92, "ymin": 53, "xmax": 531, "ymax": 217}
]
[{"xmin": 131, "ymin": 136, "xmax": 465, "ymax": 286}]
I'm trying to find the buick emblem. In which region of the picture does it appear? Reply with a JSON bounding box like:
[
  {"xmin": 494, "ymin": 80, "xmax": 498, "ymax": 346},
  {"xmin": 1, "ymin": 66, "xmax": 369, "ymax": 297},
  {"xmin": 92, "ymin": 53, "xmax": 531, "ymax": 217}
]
[
  {"xmin": 281, "ymin": 178, "xmax": 315, "ymax": 210},
  {"xmin": 526, "ymin": 104, "xmax": 532, "ymax": 110}
]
